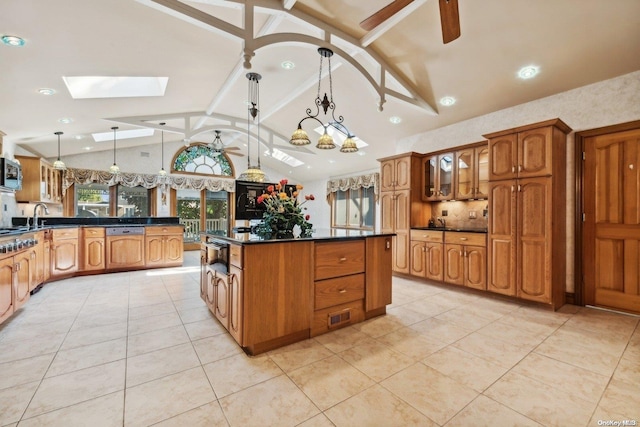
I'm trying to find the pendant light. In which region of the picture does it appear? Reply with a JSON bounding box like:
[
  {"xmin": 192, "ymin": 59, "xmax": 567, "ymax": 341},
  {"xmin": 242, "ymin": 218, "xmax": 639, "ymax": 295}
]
[
  {"xmin": 289, "ymin": 47, "xmax": 358, "ymax": 153},
  {"xmin": 52, "ymin": 131, "xmax": 66, "ymax": 170},
  {"xmin": 109, "ymin": 126, "xmax": 120, "ymax": 174},
  {"xmin": 158, "ymin": 122, "xmax": 167, "ymax": 177},
  {"xmin": 237, "ymin": 72, "xmax": 268, "ymax": 183}
]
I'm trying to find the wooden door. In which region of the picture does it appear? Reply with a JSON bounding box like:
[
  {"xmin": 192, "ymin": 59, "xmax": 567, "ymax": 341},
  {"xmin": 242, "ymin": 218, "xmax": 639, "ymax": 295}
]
[
  {"xmin": 394, "ymin": 231, "xmax": 410, "ymax": 274},
  {"xmin": 214, "ymin": 272, "xmax": 229, "ymax": 329},
  {"xmin": 489, "ymin": 134, "xmax": 517, "ymax": 181},
  {"xmin": 0, "ymin": 257, "xmax": 15, "ymax": 323},
  {"xmin": 475, "ymin": 146, "xmax": 490, "ymax": 198},
  {"xmin": 584, "ymin": 129, "xmax": 640, "ymax": 313},
  {"xmin": 394, "ymin": 190, "xmax": 410, "ymax": 230},
  {"xmin": 205, "ymin": 268, "xmax": 216, "ymax": 310},
  {"xmin": 444, "ymin": 244, "xmax": 464, "ymax": 285},
  {"xmin": 410, "ymin": 241, "xmax": 426, "ymax": 277},
  {"xmin": 165, "ymin": 235, "xmax": 184, "ymax": 264},
  {"xmin": 229, "ymin": 265, "xmax": 243, "ymax": 344},
  {"xmin": 465, "ymin": 246, "xmax": 487, "ymax": 290},
  {"xmin": 14, "ymin": 252, "xmax": 31, "ymax": 310},
  {"xmin": 425, "ymin": 242, "xmax": 444, "ymax": 281},
  {"xmin": 107, "ymin": 236, "xmax": 144, "ymax": 269},
  {"xmin": 394, "ymin": 157, "xmax": 411, "ymax": 190},
  {"xmin": 438, "ymin": 153, "xmax": 455, "ymax": 200},
  {"xmin": 380, "ymin": 192, "xmax": 394, "ymax": 233},
  {"xmin": 51, "ymin": 239, "xmax": 79, "ymax": 276},
  {"xmin": 518, "ymin": 127, "xmax": 553, "ymax": 178},
  {"xmin": 83, "ymin": 238, "xmax": 105, "ymax": 271},
  {"xmin": 423, "ymin": 155, "xmax": 438, "ymax": 201},
  {"xmin": 517, "ymin": 177, "xmax": 552, "ymax": 303},
  {"xmin": 488, "ymin": 181, "xmax": 517, "ymax": 296},
  {"xmin": 145, "ymin": 236, "xmax": 164, "ymax": 266},
  {"xmin": 365, "ymin": 236, "xmax": 393, "ymax": 310},
  {"xmin": 380, "ymin": 160, "xmax": 395, "ymax": 192}
]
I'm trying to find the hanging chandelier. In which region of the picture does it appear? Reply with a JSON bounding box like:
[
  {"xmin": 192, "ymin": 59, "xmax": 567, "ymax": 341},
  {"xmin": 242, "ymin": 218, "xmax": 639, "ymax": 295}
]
[
  {"xmin": 289, "ymin": 47, "xmax": 358, "ymax": 153},
  {"xmin": 109, "ymin": 126, "xmax": 120, "ymax": 174},
  {"xmin": 158, "ymin": 122, "xmax": 167, "ymax": 177},
  {"xmin": 210, "ymin": 130, "xmax": 224, "ymax": 156},
  {"xmin": 52, "ymin": 131, "xmax": 66, "ymax": 170},
  {"xmin": 237, "ymin": 72, "xmax": 269, "ymax": 182}
]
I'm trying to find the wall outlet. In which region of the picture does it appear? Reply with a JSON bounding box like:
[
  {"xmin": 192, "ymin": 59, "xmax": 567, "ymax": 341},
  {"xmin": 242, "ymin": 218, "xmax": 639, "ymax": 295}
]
[
  {"xmin": 469, "ymin": 210, "xmax": 476, "ymax": 219},
  {"xmin": 442, "ymin": 210, "xmax": 448, "ymax": 216}
]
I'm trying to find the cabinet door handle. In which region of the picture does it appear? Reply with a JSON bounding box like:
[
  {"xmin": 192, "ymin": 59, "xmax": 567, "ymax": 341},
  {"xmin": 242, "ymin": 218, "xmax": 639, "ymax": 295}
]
[
  {"xmin": 339, "ymin": 289, "xmax": 347, "ymax": 294},
  {"xmin": 511, "ymin": 166, "xmax": 515, "ymax": 173},
  {"xmin": 511, "ymin": 185, "xmax": 515, "ymax": 192},
  {"xmin": 422, "ymin": 246, "xmax": 426, "ymax": 252},
  {"xmin": 339, "ymin": 257, "xmax": 347, "ymax": 262},
  {"xmin": 518, "ymin": 165, "xmax": 522, "ymax": 172},
  {"xmin": 460, "ymin": 237, "xmax": 468, "ymax": 241},
  {"xmin": 518, "ymin": 184, "xmax": 521, "ymax": 192},
  {"xmin": 459, "ymin": 250, "xmax": 463, "ymax": 256}
]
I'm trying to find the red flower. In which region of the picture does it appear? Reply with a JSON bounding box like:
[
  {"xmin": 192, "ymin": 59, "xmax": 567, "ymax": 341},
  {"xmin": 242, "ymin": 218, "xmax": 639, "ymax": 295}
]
[
  {"xmin": 305, "ymin": 214, "xmax": 310, "ymax": 221},
  {"xmin": 280, "ymin": 179, "xmax": 288, "ymax": 186},
  {"xmin": 309, "ymin": 194, "xmax": 315, "ymax": 200},
  {"xmin": 257, "ymin": 195, "xmax": 264, "ymax": 204},
  {"xmin": 267, "ymin": 185, "xmax": 274, "ymax": 193}
]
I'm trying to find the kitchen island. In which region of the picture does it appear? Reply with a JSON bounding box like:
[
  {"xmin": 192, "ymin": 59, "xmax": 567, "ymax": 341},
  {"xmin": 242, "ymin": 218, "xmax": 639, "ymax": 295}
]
[{"xmin": 200, "ymin": 230, "xmax": 394, "ymax": 355}]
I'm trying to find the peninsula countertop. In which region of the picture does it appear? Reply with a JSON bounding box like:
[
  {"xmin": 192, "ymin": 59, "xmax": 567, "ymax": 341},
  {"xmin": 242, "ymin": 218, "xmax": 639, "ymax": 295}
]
[{"xmin": 202, "ymin": 228, "xmax": 395, "ymax": 245}]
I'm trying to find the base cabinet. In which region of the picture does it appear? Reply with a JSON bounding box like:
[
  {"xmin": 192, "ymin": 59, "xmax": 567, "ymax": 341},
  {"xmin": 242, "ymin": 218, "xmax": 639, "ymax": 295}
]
[
  {"xmin": 0, "ymin": 258, "xmax": 14, "ymax": 324},
  {"xmin": 82, "ymin": 228, "xmax": 105, "ymax": 271},
  {"xmin": 106, "ymin": 235, "xmax": 144, "ymax": 270},
  {"xmin": 145, "ymin": 226, "xmax": 183, "ymax": 268},
  {"xmin": 0, "ymin": 251, "xmax": 32, "ymax": 325},
  {"xmin": 51, "ymin": 228, "xmax": 79, "ymax": 278},
  {"xmin": 228, "ymin": 265, "xmax": 243, "ymax": 344},
  {"xmin": 444, "ymin": 232, "xmax": 487, "ymax": 290},
  {"xmin": 409, "ymin": 230, "xmax": 444, "ymax": 282}
]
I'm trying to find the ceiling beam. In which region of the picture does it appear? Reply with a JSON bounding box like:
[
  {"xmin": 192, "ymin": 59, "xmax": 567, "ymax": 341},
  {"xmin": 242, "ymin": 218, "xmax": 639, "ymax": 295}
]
[{"xmin": 360, "ymin": 0, "xmax": 427, "ymax": 47}]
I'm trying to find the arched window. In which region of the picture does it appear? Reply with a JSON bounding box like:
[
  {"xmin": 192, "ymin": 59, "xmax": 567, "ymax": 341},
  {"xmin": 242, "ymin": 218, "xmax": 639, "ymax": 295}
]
[{"xmin": 171, "ymin": 143, "xmax": 234, "ymax": 177}]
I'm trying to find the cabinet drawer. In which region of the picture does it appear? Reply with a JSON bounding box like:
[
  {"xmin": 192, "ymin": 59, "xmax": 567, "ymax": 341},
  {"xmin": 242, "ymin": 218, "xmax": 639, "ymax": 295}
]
[
  {"xmin": 410, "ymin": 229, "xmax": 444, "ymax": 243},
  {"xmin": 314, "ymin": 240, "xmax": 365, "ymax": 280},
  {"xmin": 230, "ymin": 244, "xmax": 242, "ymax": 268},
  {"xmin": 315, "ymin": 273, "xmax": 365, "ymax": 310},
  {"xmin": 145, "ymin": 226, "xmax": 183, "ymax": 236},
  {"xmin": 82, "ymin": 227, "xmax": 105, "ymax": 237},
  {"xmin": 52, "ymin": 228, "xmax": 79, "ymax": 239},
  {"xmin": 444, "ymin": 232, "xmax": 486, "ymax": 246}
]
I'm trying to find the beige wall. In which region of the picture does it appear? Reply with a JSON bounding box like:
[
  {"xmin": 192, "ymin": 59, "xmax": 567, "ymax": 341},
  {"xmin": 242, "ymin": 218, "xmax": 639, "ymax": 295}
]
[{"xmin": 397, "ymin": 70, "xmax": 640, "ymax": 293}]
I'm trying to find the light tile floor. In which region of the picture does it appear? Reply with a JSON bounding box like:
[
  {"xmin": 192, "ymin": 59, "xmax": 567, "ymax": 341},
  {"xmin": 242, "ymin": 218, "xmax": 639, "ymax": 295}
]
[{"xmin": 1, "ymin": 251, "xmax": 639, "ymax": 426}]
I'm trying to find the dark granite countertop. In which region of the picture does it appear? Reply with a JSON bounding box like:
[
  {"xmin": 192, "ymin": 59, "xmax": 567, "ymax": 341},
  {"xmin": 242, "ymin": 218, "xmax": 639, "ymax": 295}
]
[
  {"xmin": 412, "ymin": 226, "xmax": 488, "ymax": 233},
  {"xmin": 2, "ymin": 217, "xmax": 183, "ymax": 237},
  {"xmin": 203, "ymin": 228, "xmax": 395, "ymax": 245}
]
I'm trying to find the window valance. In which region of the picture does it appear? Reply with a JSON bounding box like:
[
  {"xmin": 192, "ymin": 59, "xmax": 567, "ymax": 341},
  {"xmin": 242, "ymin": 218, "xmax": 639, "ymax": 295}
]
[
  {"xmin": 326, "ymin": 172, "xmax": 379, "ymax": 201},
  {"xmin": 62, "ymin": 168, "xmax": 236, "ymax": 195}
]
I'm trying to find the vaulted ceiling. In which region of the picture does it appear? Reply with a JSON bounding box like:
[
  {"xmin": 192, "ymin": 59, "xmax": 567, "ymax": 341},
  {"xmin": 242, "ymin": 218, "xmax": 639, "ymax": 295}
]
[{"xmin": 2, "ymin": 0, "xmax": 639, "ymax": 181}]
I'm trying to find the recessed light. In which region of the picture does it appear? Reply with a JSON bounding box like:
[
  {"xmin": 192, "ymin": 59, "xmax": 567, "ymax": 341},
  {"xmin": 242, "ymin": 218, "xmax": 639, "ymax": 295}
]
[
  {"xmin": 38, "ymin": 88, "xmax": 56, "ymax": 96},
  {"xmin": 357, "ymin": 151, "xmax": 366, "ymax": 156},
  {"xmin": 328, "ymin": 159, "xmax": 336, "ymax": 164},
  {"xmin": 389, "ymin": 116, "xmax": 402, "ymax": 124},
  {"xmin": 58, "ymin": 118, "xmax": 73, "ymax": 124},
  {"xmin": 1, "ymin": 35, "xmax": 25, "ymax": 47},
  {"xmin": 74, "ymin": 135, "xmax": 84, "ymax": 140},
  {"xmin": 518, "ymin": 65, "xmax": 539, "ymax": 79},
  {"xmin": 281, "ymin": 60, "xmax": 295, "ymax": 70},
  {"xmin": 439, "ymin": 96, "xmax": 456, "ymax": 106},
  {"xmin": 84, "ymin": 146, "xmax": 92, "ymax": 151}
]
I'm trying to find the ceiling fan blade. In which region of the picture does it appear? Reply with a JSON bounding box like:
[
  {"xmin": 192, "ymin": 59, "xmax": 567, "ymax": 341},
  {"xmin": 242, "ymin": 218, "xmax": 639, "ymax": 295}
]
[
  {"xmin": 360, "ymin": 0, "xmax": 415, "ymax": 31},
  {"xmin": 439, "ymin": 0, "xmax": 461, "ymax": 44}
]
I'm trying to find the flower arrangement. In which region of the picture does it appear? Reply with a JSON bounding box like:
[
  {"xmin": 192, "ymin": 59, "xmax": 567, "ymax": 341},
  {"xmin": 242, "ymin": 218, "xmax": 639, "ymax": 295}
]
[{"xmin": 253, "ymin": 179, "xmax": 315, "ymax": 239}]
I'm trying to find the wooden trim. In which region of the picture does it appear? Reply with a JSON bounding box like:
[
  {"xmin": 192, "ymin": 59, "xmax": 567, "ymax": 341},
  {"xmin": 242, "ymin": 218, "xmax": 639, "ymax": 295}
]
[
  {"xmin": 482, "ymin": 118, "xmax": 572, "ymax": 139},
  {"xmin": 574, "ymin": 120, "xmax": 640, "ymax": 307},
  {"xmin": 149, "ymin": 187, "xmax": 158, "ymax": 217},
  {"xmin": 170, "ymin": 188, "xmax": 177, "ymax": 216},
  {"xmin": 63, "ymin": 183, "xmax": 75, "ymax": 217},
  {"xmin": 377, "ymin": 151, "xmax": 422, "ymax": 162}
]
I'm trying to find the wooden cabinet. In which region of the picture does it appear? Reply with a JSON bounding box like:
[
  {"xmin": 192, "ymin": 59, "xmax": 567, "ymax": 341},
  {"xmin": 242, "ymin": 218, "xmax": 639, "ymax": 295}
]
[
  {"xmin": 33, "ymin": 231, "xmax": 45, "ymax": 287},
  {"xmin": 81, "ymin": 227, "xmax": 105, "ymax": 271},
  {"xmin": 15, "ymin": 156, "xmax": 62, "ymax": 203},
  {"xmin": 365, "ymin": 236, "xmax": 393, "ymax": 313},
  {"xmin": 422, "ymin": 153, "xmax": 455, "ymax": 201},
  {"xmin": 444, "ymin": 232, "xmax": 486, "ymax": 290},
  {"xmin": 0, "ymin": 249, "xmax": 32, "ymax": 325},
  {"xmin": 484, "ymin": 119, "xmax": 570, "ymax": 309},
  {"xmin": 228, "ymin": 264, "xmax": 243, "ymax": 344},
  {"xmin": 409, "ymin": 229, "xmax": 444, "ymax": 281},
  {"xmin": 0, "ymin": 257, "xmax": 14, "ymax": 324},
  {"xmin": 213, "ymin": 270, "xmax": 230, "ymax": 328},
  {"xmin": 379, "ymin": 153, "xmax": 426, "ymax": 274},
  {"xmin": 144, "ymin": 226, "xmax": 183, "ymax": 268},
  {"xmin": 106, "ymin": 234, "xmax": 144, "ymax": 270},
  {"xmin": 50, "ymin": 228, "xmax": 79, "ymax": 278},
  {"xmin": 312, "ymin": 240, "xmax": 366, "ymax": 336},
  {"xmin": 455, "ymin": 144, "xmax": 489, "ymax": 200}
]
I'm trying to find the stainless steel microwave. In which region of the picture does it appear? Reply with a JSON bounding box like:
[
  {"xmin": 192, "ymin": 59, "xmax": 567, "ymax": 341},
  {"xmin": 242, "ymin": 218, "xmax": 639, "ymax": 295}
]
[{"xmin": 0, "ymin": 158, "xmax": 22, "ymax": 190}]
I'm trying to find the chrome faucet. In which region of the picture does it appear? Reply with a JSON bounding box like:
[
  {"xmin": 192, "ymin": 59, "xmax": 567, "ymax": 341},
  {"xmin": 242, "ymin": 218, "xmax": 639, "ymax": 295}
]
[
  {"xmin": 33, "ymin": 203, "xmax": 49, "ymax": 229},
  {"xmin": 437, "ymin": 217, "xmax": 446, "ymax": 228}
]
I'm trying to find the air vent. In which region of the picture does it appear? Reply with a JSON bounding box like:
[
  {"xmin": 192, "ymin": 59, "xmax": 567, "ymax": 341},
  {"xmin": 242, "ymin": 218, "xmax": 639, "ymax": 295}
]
[
  {"xmin": 327, "ymin": 308, "xmax": 351, "ymax": 328},
  {"xmin": 140, "ymin": 151, "xmax": 150, "ymax": 158}
]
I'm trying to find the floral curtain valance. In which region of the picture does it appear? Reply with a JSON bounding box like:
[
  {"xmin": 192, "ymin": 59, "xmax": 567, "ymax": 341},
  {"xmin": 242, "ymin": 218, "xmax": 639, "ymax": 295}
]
[
  {"xmin": 62, "ymin": 168, "xmax": 236, "ymax": 195},
  {"xmin": 326, "ymin": 172, "xmax": 380, "ymax": 201}
]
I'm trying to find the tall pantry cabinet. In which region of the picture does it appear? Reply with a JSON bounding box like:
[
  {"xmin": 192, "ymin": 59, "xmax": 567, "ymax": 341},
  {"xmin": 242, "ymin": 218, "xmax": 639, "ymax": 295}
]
[
  {"xmin": 484, "ymin": 119, "xmax": 571, "ymax": 309},
  {"xmin": 379, "ymin": 153, "xmax": 429, "ymax": 274}
]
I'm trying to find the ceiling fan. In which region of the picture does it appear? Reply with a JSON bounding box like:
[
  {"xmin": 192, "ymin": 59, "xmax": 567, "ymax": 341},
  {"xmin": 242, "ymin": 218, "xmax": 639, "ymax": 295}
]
[
  {"xmin": 209, "ymin": 130, "xmax": 244, "ymax": 157},
  {"xmin": 360, "ymin": 0, "xmax": 461, "ymax": 44}
]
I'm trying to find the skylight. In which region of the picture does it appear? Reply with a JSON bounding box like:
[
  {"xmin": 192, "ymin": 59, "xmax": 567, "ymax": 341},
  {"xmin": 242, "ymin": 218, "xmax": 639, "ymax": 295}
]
[
  {"xmin": 267, "ymin": 148, "xmax": 304, "ymax": 168},
  {"xmin": 63, "ymin": 76, "xmax": 169, "ymax": 99},
  {"xmin": 313, "ymin": 125, "xmax": 369, "ymax": 149},
  {"xmin": 92, "ymin": 128, "xmax": 154, "ymax": 142}
]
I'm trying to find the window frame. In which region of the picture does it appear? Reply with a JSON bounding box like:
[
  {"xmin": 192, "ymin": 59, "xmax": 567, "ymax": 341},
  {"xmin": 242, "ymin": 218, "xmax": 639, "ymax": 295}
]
[{"xmin": 330, "ymin": 187, "xmax": 375, "ymax": 231}]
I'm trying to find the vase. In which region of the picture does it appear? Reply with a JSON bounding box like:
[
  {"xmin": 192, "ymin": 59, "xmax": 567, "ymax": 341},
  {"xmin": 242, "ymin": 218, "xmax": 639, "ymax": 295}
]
[{"xmin": 274, "ymin": 228, "xmax": 294, "ymax": 239}]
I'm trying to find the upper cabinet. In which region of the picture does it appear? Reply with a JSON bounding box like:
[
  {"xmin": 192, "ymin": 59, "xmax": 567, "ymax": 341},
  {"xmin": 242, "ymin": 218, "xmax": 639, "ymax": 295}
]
[
  {"xmin": 422, "ymin": 152, "xmax": 454, "ymax": 201},
  {"xmin": 380, "ymin": 155, "xmax": 413, "ymax": 192},
  {"xmin": 486, "ymin": 119, "xmax": 572, "ymax": 181},
  {"xmin": 15, "ymin": 156, "xmax": 62, "ymax": 204},
  {"xmin": 455, "ymin": 144, "xmax": 489, "ymax": 200}
]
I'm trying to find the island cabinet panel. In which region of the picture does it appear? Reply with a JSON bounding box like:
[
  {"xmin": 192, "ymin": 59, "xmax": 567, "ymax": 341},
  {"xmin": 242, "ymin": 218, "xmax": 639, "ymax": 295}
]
[
  {"xmin": 213, "ymin": 272, "xmax": 230, "ymax": 329},
  {"xmin": 242, "ymin": 241, "xmax": 313, "ymax": 355},
  {"xmin": 314, "ymin": 240, "xmax": 365, "ymax": 280},
  {"xmin": 51, "ymin": 228, "xmax": 79, "ymax": 278},
  {"xmin": 365, "ymin": 236, "xmax": 393, "ymax": 312},
  {"xmin": 228, "ymin": 265, "xmax": 243, "ymax": 344}
]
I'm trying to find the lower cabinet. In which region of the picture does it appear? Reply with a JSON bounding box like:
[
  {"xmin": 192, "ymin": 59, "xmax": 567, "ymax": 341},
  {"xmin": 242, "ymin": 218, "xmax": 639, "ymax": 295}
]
[
  {"xmin": 444, "ymin": 232, "xmax": 487, "ymax": 290},
  {"xmin": 51, "ymin": 228, "xmax": 79, "ymax": 278},
  {"xmin": 228, "ymin": 265, "xmax": 243, "ymax": 344},
  {"xmin": 410, "ymin": 229, "xmax": 444, "ymax": 281},
  {"xmin": 82, "ymin": 227, "xmax": 105, "ymax": 271},
  {"xmin": 106, "ymin": 235, "xmax": 144, "ymax": 269},
  {"xmin": 0, "ymin": 251, "xmax": 32, "ymax": 325},
  {"xmin": 145, "ymin": 226, "xmax": 183, "ymax": 268}
]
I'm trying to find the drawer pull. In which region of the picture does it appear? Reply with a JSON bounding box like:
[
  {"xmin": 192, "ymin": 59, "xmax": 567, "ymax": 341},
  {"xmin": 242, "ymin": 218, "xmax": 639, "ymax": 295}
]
[
  {"xmin": 339, "ymin": 257, "xmax": 347, "ymax": 262},
  {"xmin": 339, "ymin": 289, "xmax": 347, "ymax": 293},
  {"xmin": 460, "ymin": 237, "xmax": 468, "ymax": 241}
]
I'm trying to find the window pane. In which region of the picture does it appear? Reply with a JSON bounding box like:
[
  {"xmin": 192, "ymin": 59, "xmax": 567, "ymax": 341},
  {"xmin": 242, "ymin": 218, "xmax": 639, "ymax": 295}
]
[
  {"xmin": 177, "ymin": 189, "xmax": 201, "ymax": 242},
  {"xmin": 75, "ymin": 183, "xmax": 110, "ymax": 217},
  {"xmin": 362, "ymin": 187, "xmax": 374, "ymax": 228},
  {"xmin": 334, "ymin": 190, "xmax": 347, "ymax": 227},
  {"xmin": 348, "ymin": 190, "xmax": 361, "ymax": 227},
  {"xmin": 116, "ymin": 185, "xmax": 150, "ymax": 217},
  {"xmin": 205, "ymin": 190, "xmax": 229, "ymax": 236}
]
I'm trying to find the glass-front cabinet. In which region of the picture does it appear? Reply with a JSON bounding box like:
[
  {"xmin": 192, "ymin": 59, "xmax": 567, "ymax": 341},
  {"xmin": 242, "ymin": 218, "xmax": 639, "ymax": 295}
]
[
  {"xmin": 455, "ymin": 145, "xmax": 489, "ymax": 200},
  {"xmin": 422, "ymin": 153, "xmax": 454, "ymax": 201}
]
